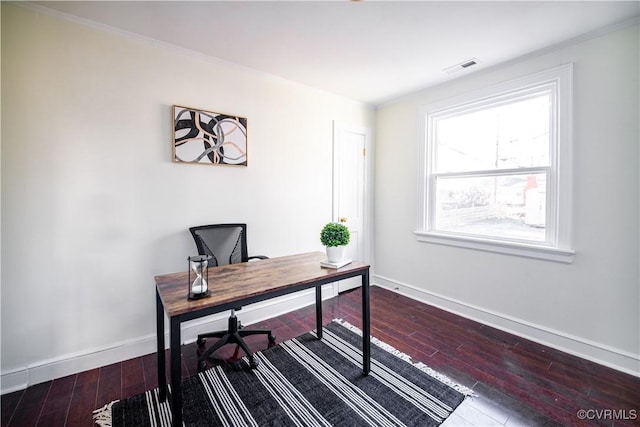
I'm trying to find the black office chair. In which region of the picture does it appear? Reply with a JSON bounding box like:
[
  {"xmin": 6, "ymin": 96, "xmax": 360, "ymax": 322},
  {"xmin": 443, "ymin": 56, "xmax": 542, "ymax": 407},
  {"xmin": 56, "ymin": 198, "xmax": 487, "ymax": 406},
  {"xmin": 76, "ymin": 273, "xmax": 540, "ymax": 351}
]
[{"xmin": 189, "ymin": 223, "xmax": 275, "ymax": 370}]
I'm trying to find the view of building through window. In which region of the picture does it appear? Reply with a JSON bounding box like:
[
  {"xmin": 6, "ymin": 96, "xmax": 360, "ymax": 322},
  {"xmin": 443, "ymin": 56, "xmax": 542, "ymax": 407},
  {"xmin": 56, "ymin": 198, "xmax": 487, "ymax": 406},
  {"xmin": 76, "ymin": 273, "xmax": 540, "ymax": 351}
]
[{"xmin": 431, "ymin": 92, "xmax": 551, "ymax": 242}]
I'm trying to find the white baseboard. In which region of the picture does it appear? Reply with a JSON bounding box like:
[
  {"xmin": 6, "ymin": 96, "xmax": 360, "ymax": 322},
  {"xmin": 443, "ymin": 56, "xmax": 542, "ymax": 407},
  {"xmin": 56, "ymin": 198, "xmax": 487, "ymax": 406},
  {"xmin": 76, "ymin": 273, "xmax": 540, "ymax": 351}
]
[
  {"xmin": 373, "ymin": 275, "xmax": 640, "ymax": 378},
  {"xmin": 1, "ymin": 285, "xmax": 335, "ymax": 395},
  {"xmin": 6, "ymin": 277, "xmax": 635, "ymax": 395}
]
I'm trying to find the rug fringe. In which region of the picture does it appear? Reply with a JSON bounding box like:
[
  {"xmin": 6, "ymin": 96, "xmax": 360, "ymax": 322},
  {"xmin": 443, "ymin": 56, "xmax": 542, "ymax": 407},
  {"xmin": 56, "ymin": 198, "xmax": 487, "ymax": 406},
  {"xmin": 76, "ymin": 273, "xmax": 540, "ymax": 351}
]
[
  {"xmin": 332, "ymin": 318, "xmax": 477, "ymax": 397},
  {"xmin": 93, "ymin": 400, "xmax": 118, "ymax": 427}
]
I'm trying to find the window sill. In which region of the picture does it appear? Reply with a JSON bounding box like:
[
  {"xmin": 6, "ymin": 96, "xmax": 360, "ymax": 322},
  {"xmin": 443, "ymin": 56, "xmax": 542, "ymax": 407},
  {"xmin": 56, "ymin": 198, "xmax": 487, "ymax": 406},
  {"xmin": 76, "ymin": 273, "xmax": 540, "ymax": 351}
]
[{"xmin": 414, "ymin": 231, "xmax": 575, "ymax": 263}]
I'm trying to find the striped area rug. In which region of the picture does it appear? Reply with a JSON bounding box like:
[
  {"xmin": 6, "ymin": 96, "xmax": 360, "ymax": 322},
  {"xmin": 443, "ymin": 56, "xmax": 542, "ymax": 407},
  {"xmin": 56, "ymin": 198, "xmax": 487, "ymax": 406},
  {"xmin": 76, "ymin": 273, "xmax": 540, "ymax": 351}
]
[{"xmin": 94, "ymin": 320, "xmax": 473, "ymax": 427}]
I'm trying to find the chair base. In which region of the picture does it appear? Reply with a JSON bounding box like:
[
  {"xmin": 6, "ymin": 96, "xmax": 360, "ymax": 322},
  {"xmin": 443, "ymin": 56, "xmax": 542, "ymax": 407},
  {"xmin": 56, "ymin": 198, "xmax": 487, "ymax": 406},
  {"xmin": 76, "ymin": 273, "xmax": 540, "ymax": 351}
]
[{"xmin": 196, "ymin": 314, "xmax": 275, "ymax": 371}]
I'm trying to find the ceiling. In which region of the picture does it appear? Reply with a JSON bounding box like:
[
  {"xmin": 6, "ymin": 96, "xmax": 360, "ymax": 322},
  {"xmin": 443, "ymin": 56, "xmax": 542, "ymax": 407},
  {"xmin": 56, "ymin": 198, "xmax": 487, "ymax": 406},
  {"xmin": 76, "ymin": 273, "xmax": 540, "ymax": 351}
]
[{"xmin": 32, "ymin": 1, "xmax": 640, "ymax": 105}]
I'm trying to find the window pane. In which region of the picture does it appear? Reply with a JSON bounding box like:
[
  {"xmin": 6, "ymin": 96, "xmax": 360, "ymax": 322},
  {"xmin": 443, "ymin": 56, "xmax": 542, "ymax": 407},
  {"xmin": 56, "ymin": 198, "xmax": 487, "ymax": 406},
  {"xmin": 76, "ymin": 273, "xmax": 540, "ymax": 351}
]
[
  {"xmin": 434, "ymin": 173, "xmax": 547, "ymax": 242},
  {"xmin": 435, "ymin": 94, "xmax": 550, "ymax": 173}
]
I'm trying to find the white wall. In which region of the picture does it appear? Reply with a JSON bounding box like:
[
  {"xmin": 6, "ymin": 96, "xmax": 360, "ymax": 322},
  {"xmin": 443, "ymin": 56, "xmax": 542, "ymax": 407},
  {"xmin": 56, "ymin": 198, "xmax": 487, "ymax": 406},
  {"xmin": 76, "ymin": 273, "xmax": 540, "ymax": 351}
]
[
  {"xmin": 375, "ymin": 23, "xmax": 639, "ymax": 375},
  {"xmin": 0, "ymin": 4, "xmax": 374, "ymax": 391},
  {"xmin": 2, "ymin": 3, "xmax": 637, "ymax": 395}
]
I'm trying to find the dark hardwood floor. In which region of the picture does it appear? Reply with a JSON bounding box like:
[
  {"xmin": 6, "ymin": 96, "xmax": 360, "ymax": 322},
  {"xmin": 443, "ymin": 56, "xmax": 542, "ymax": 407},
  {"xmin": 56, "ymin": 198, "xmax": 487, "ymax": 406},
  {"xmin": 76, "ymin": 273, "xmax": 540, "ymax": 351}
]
[{"xmin": 2, "ymin": 286, "xmax": 639, "ymax": 426}]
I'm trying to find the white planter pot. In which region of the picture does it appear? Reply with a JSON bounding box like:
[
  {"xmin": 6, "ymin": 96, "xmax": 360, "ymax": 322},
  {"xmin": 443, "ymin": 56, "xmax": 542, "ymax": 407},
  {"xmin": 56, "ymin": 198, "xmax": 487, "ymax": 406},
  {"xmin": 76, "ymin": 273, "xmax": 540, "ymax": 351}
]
[{"xmin": 326, "ymin": 246, "xmax": 345, "ymax": 263}]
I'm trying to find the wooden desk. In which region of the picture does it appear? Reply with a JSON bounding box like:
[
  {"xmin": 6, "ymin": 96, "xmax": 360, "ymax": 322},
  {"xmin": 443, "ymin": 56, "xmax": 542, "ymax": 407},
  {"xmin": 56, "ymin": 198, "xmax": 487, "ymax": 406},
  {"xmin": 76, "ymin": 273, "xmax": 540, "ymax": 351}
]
[{"xmin": 155, "ymin": 251, "xmax": 371, "ymax": 426}]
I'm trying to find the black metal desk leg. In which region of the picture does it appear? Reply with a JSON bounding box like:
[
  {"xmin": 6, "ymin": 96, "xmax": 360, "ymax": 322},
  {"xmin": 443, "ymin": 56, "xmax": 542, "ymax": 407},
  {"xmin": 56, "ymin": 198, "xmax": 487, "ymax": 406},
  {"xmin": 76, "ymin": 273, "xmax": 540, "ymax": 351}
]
[
  {"xmin": 362, "ymin": 270, "xmax": 371, "ymax": 375},
  {"xmin": 315, "ymin": 285, "xmax": 323, "ymax": 339},
  {"xmin": 156, "ymin": 291, "xmax": 167, "ymax": 402},
  {"xmin": 170, "ymin": 318, "xmax": 182, "ymax": 426}
]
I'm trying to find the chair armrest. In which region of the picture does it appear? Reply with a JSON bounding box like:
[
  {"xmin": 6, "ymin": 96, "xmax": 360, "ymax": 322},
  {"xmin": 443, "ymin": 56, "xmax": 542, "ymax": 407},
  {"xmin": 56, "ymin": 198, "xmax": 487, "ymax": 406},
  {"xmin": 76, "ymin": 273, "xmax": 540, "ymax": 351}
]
[{"xmin": 248, "ymin": 255, "xmax": 269, "ymax": 261}]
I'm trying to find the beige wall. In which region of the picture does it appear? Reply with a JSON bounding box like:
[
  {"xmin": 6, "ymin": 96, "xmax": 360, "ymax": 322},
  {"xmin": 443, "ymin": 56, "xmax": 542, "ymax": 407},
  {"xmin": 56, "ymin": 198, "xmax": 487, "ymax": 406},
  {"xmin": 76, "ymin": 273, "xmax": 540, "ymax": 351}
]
[{"xmin": 0, "ymin": 3, "xmax": 374, "ymax": 391}]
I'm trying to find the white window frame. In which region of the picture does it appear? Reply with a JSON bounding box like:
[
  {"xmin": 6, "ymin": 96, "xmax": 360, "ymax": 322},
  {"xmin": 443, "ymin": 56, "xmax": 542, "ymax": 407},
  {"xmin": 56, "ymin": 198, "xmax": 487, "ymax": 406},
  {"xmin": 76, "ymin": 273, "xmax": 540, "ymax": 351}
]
[{"xmin": 415, "ymin": 64, "xmax": 575, "ymax": 263}]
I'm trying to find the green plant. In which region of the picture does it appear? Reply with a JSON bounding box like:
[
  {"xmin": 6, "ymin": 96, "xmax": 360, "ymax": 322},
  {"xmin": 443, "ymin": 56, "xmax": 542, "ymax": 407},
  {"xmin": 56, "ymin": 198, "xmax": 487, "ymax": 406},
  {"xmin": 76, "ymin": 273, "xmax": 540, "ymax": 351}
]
[{"xmin": 320, "ymin": 222, "xmax": 350, "ymax": 247}]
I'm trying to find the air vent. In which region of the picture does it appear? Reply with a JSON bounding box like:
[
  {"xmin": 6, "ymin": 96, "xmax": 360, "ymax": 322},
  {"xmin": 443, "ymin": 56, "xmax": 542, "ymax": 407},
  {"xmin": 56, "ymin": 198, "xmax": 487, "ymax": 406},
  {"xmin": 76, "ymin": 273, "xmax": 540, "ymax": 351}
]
[{"xmin": 443, "ymin": 58, "xmax": 480, "ymax": 75}]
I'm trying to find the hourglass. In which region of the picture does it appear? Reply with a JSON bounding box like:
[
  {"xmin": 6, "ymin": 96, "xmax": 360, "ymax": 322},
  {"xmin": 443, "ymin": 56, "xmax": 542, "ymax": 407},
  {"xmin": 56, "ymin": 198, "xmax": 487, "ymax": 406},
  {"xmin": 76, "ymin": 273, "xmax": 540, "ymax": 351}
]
[{"xmin": 187, "ymin": 255, "xmax": 211, "ymax": 299}]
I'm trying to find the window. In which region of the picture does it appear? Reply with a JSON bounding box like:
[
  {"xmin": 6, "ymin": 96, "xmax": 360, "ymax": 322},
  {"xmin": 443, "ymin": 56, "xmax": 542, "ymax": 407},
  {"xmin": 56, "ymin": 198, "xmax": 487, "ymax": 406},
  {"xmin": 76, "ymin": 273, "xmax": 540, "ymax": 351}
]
[{"xmin": 416, "ymin": 65, "xmax": 574, "ymax": 262}]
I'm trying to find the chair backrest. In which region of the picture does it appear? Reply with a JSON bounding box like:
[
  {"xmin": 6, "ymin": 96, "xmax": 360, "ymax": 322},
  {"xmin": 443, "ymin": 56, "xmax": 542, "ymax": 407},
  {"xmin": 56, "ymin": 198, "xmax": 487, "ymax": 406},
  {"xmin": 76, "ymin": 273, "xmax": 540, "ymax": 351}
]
[{"xmin": 189, "ymin": 224, "xmax": 249, "ymax": 267}]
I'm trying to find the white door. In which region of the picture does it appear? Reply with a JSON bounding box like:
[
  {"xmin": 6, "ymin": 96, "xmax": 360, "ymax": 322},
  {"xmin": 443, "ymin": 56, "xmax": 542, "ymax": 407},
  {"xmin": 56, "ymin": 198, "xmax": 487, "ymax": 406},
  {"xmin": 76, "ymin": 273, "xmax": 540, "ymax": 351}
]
[{"xmin": 332, "ymin": 122, "xmax": 370, "ymax": 293}]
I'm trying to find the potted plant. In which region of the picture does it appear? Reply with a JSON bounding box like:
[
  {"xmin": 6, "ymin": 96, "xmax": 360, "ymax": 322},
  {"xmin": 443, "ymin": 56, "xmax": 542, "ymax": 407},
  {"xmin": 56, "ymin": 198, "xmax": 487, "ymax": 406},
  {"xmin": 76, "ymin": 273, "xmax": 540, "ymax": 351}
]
[{"xmin": 320, "ymin": 222, "xmax": 350, "ymax": 263}]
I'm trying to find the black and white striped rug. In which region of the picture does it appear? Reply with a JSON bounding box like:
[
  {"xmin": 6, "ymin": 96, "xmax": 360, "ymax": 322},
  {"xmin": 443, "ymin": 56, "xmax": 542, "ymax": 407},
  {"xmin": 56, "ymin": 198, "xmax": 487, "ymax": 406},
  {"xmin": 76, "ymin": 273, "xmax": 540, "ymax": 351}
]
[{"xmin": 94, "ymin": 320, "xmax": 473, "ymax": 427}]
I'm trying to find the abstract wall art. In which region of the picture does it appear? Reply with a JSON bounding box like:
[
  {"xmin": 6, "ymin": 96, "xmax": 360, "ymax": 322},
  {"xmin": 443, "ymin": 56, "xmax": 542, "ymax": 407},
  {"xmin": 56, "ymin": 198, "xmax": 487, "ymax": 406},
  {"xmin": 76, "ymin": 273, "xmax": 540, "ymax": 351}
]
[{"xmin": 173, "ymin": 105, "xmax": 248, "ymax": 166}]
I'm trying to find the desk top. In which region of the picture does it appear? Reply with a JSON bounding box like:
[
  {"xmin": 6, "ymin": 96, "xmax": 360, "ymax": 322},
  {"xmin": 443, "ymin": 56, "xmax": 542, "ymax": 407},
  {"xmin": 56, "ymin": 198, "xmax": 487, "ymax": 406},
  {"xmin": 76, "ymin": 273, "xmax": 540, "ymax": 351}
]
[{"xmin": 155, "ymin": 251, "xmax": 369, "ymax": 318}]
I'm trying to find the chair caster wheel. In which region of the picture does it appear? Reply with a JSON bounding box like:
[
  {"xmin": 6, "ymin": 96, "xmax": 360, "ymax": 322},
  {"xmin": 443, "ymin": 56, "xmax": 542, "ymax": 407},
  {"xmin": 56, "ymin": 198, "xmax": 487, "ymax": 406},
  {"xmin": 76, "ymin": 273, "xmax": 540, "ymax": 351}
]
[
  {"xmin": 268, "ymin": 334, "xmax": 276, "ymax": 344},
  {"xmin": 197, "ymin": 338, "xmax": 206, "ymax": 348},
  {"xmin": 249, "ymin": 357, "xmax": 259, "ymax": 369},
  {"xmin": 198, "ymin": 360, "xmax": 207, "ymax": 372}
]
